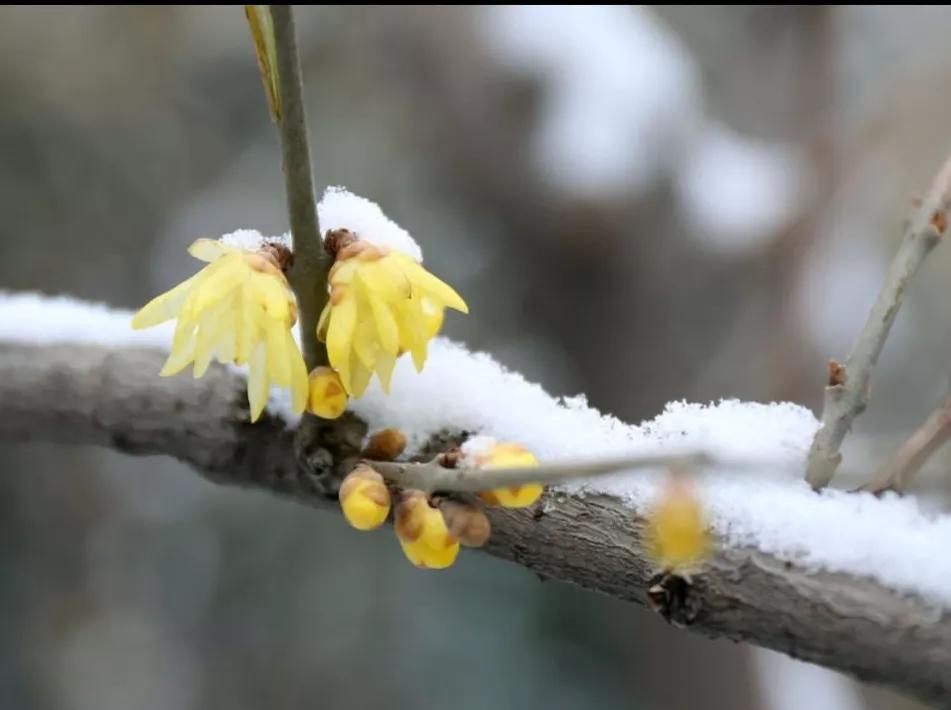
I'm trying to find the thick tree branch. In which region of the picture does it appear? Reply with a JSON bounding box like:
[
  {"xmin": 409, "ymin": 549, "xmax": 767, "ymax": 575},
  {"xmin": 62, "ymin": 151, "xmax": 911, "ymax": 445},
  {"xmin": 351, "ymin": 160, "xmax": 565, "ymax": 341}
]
[
  {"xmin": 1, "ymin": 342, "xmax": 950, "ymax": 706},
  {"xmin": 805, "ymin": 153, "xmax": 951, "ymax": 489}
]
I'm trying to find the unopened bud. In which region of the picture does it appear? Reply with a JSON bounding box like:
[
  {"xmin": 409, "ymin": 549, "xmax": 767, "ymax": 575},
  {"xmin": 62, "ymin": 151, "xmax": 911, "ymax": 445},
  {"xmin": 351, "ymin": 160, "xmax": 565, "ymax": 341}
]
[
  {"xmin": 362, "ymin": 428, "xmax": 408, "ymax": 461},
  {"xmin": 470, "ymin": 441, "xmax": 544, "ymax": 509},
  {"xmin": 307, "ymin": 366, "xmax": 348, "ymax": 419},
  {"xmin": 438, "ymin": 500, "xmax": 491, "ymax": 547},
  {"xmin": 339, "ymin": 464, "xmax": 391, "ymax": 531},
  {"xmin": 394, "ymin": 491, "xmax": 460, "ymax": 569},
  {"xmin": 645, "ymin": 474, "xmax": 709, "ymax": 571}
]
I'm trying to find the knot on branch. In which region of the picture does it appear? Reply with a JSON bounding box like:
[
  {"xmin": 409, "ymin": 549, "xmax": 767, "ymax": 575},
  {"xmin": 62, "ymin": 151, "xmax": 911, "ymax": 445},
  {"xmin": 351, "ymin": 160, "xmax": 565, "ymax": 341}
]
[
  {"xmin": 647, "ymin": 572, "xmax": 702, "ymax": 628},
  {"xmin": 827, "ymin": 359, "xmax": 846, "ymax": 387},
  {"xmin": 293, "ymin": 411, "xmax": 367, "ymax": 497}
]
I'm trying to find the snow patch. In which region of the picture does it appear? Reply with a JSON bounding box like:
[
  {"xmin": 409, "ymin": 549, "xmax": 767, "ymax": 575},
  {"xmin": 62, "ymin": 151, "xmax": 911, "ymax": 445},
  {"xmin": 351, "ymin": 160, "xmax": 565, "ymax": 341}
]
[
  {"xmin": 317, "ymin": 187, "xmax": 423, "ymax": 262},
  {"xmin": 219, "ymin": 228, "xmax": 289, "ymax": 251},
  {"xmin": 677, "ymin": 125, "xmax": 804, "ymax": 252},
  {"xmin": 483, "ymin": 5, "xmax": 698, "ymax": 197}
]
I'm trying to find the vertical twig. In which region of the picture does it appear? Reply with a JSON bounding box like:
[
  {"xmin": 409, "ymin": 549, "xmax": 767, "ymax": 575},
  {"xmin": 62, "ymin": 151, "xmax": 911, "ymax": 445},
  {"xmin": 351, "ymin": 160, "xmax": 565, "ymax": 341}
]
[
  {"xmin": 804, "ymin": 153, "xmax": 951, "ymax": 489},
  {"xmin": 270, "ymin": 4, "xmax": 328, "ymax": 370}
]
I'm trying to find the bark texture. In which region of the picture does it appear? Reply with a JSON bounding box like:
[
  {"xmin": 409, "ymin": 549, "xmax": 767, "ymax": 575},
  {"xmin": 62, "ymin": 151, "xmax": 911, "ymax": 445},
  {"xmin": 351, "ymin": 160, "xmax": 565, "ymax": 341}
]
[{"xmin": 1, "ymin": 343, "xmax": 948, "ymax": 706}]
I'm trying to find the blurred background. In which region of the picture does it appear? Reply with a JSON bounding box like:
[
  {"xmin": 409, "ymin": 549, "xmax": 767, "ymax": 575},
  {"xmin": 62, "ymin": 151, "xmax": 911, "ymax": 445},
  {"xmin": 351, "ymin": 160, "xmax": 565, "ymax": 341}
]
[{"xmin": 2, "ymin": 5, "xmax": 950, "ymax": 709}]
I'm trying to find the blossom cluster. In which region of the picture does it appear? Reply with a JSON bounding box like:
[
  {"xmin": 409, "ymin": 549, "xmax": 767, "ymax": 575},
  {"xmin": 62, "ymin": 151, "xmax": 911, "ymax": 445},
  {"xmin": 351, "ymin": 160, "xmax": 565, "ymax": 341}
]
[{"xmin": 339, "ymin": 435, "xmax": 544, "ymax": 569}]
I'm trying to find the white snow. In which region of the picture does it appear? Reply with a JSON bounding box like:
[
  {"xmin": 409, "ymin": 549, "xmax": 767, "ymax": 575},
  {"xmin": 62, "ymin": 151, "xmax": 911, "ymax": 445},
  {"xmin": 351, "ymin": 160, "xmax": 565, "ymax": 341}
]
[
  {"xmin": 0, "ymin": 291, "xmax": 174, "ymax": 349},
  {"xmin": 460, "ymin": 435, "xmax": 498, "ymax": 463},
  {"xmin": 676, "ymin": 125, "xmax": 804, "ymax": 253},
  {"xmin": 219, "ymin": 228, "xmax": 289, "ymax": 251},
  {"xmin": 481, "ymin": 6, "xmax": 804, "ymax": 245},
  {"xmin": 483, "ymin": 5, "xmax": 698, "ymax": 198},
  {"xmin": 317, "ymin": 187, "xmax": 423, "ymax": 262},
  {"xmin": 4, "ymin": 290, "xmax": 951, "ymax": 609}
]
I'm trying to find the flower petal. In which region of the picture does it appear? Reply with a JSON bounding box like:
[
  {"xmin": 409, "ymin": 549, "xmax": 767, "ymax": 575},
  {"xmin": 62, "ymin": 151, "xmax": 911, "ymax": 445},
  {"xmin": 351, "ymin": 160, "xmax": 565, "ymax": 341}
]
[
  {"xmin": 159, "ymin": 320, "xmax": 197, "ymax": 376},
  {"xmin": 247, "ymin": 341, "xmax": 269, "ymax": 422},
  {"xmin": 349, "ymin": 351, "xmax": 373, "ymax": 398},
  {"xmin": 394, "ymin": 254, "xmax": 468, "ymax": 313},
  {"xmin": 265, "ymin": 317, "xmax": 291, "ymax": 387},
  {"xmin": 374, "ymin": 351, "xmax": 396, "ymax": 393},
  {"xmin": 368, "ymin": 291, "xmax": 399, "ymax": 355},
  {"xmin": 327, "ymin": 294, "xmax": 357, "ymax": 391},
  {"xmin": 188, "ymin": 238, "xmax": 232, "ymax": 263}
]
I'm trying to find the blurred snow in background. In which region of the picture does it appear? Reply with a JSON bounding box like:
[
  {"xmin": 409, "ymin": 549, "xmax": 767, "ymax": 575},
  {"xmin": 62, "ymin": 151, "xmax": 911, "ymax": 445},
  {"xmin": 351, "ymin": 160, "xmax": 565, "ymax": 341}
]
[{"xmin": 483, "ymin": 5, "xmax": 804, "ymax": 252}]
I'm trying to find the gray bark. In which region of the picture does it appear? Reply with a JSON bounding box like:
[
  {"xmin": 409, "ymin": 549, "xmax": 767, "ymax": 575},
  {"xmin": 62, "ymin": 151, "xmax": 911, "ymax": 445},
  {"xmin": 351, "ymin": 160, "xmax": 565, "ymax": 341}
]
[{"xmin": 1, "ymin": 342, "xmax": 948, "ymax": 706}]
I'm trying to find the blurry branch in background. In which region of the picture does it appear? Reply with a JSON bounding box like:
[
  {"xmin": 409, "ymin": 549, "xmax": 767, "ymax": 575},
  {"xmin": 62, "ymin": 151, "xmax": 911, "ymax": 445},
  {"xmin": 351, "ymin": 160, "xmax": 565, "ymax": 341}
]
[
  {"xmin": 371, "ymin": 453, "xmax": 713, "ymax": 494},
  {"xmin": 1, "ymin": 341, "xmax": 950, "ymax": 707},
  {"xmin": 861, "ymin": 386, "xmax": 951, "ymax": 495},
  {"xmin": 263, "ymin": 4, "xmax": 329, "ymax": 370},
  {"xmin": 805, "ymin": 152, "xmax": 951, "ymax": 490}
]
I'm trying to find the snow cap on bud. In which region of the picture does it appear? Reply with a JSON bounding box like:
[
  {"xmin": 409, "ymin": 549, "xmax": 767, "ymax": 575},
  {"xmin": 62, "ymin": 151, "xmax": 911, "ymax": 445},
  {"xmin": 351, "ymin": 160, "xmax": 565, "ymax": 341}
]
[
  {"xmin": 394, "ymin": 491, "xmax": 460, "ymax": 569},
  {"xmin": 307, "ymin": 366, "xmax": 348, "ymax": 419},
  {"xmin": 339, "ymin": 464, "xmax": 391, "ymax": 531},
  {"xmin": 464, "ymin": 438, "xmax": 544, "ymax": 509},
  {"xmin": 315, "ymin": 189, "xmax": 467, "ymax": 399},
  {"xmin": 438, "ymin": 499, "xmax": 491, "ymax": 548},
  {"xmin": 645, "ymin": 473, "xmax": 709, "ymax": 571}
]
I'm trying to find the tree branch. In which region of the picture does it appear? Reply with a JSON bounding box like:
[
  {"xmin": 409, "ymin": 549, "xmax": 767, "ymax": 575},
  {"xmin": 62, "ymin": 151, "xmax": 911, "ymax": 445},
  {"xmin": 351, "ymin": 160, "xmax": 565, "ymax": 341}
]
[
  {"xmin": 805, "ymin": 153, "xmax": 951, "ymax": 489},
  {"xmin": 370, "ymin": 453, "xmax": 712, "ymax": 494},
  {"xmin": 1, "ymin": 342, "xmax": 950, "ymax": 706},
  {"xmin": 270, "ymin": 4, "xmax": 328, "ymax": 370},
  {"xmin": 861, "ymin": 387, "xmax": 951, "ymax": 494}
]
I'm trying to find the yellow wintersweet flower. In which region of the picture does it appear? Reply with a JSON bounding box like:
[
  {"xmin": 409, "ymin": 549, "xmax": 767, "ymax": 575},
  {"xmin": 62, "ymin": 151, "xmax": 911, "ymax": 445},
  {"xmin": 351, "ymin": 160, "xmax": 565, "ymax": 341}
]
[
  {"xmin": 472, "ymin": 442, "xmax": 544, "ymax": 509},
  {"xmin": 645, "ymin": 475, "xmax": 710, "ymax": 572},
  {"xmin": 317, "ymin": 232, "xmax": 468, "ymax": 397},
  {"xmin": 339, "ymin": 464, "xmax": 391, "ymax": 531},
  {"xmin": 394, "ymin": 492, "xmax": 460, "ymax": 569},
  {"xmin": 131, "ymin": 238, "xmax": 308, "ymax": 422}
]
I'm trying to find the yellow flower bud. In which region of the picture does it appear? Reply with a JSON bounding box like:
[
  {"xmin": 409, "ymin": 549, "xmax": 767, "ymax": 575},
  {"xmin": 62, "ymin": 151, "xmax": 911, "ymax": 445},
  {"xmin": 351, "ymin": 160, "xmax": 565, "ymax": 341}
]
[
  {"xmin": 438, "ymin": 499, "xmax": 491, "ymax": 548},
  {"xmin": 645, "ymin": 475, "xmax": 709, "ymax": 571},
  {"xmin": 472, "ymin": 442, "xmax": 544, "ymax": 509},
  {"xmin": 362, "ymin": 427, "xmax": 407, "ymax": 461},
  {"xmin": 339, "ymin": 464, "xmax": 391, "ymax": 531},
  {"xmin": 307, "ymin": 366, "xmax": 348, "ymax": 419},
  {"xmin": 394, "ymin": 492, "xmax": 460, "ymax": 569}
]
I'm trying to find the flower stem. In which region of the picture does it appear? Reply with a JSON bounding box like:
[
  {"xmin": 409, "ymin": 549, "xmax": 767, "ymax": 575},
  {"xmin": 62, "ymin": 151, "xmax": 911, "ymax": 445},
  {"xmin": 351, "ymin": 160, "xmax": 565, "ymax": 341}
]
[{"xmin": 270, "ymin": 4, "xmax": 328, "ymax": 370}]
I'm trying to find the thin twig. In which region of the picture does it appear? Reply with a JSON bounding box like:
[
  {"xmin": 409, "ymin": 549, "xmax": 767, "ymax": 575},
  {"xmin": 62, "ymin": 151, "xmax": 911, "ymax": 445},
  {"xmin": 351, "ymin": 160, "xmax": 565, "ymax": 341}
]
[
  {"xmin": 270, "ymin": 5, "xmax": 328, "ymax": 370},
  {"xmin": 805, "ymin": 152, "xmax": 951, "ymax": 489},
  {"xmin": 370, "ymin": 453, "xmax": 713, "ymax": 494},
  {"xmin": 860, "ymin": 388, "xmax": 951, "ymax": 494}
]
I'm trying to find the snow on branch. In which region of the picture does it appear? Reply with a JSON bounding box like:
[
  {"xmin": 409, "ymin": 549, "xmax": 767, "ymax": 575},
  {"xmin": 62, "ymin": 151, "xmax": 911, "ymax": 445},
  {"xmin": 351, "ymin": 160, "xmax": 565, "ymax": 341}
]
[
  {"xmin": 4, "ymin": 291, "xmax": 951, "ymax": 612},
  {"xmin": 1, "ymin": 322, "xmax": 950, "ymax": 704}
]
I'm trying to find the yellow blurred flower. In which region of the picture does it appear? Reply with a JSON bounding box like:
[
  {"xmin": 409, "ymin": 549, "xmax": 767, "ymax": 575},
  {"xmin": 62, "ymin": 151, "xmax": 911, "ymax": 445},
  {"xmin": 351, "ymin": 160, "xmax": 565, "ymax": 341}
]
[
  {"xmin": 645, "ymin": 474, "xmax": 710, "ymax": 571},
  {"xmin": 318, "ymin": 234, "xmax": 467, "ymax": 397},
  {"xmin": 307, "ymin": 366, "xmax": 348, "ymax": 419},
  {"xmin": 472, "ymin": 441, "xmax": 544, "ymax": 509},
  {"xmin": 339, "ymin": 465, "xmax": 391, "ymax": 531},
  {"xmin": 394, "ymin": 492, "xmax": 460, "ymax": 569},
  {"xmin": 132, "ymin": 238, "xmax": 308, "ymax": 422}
]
